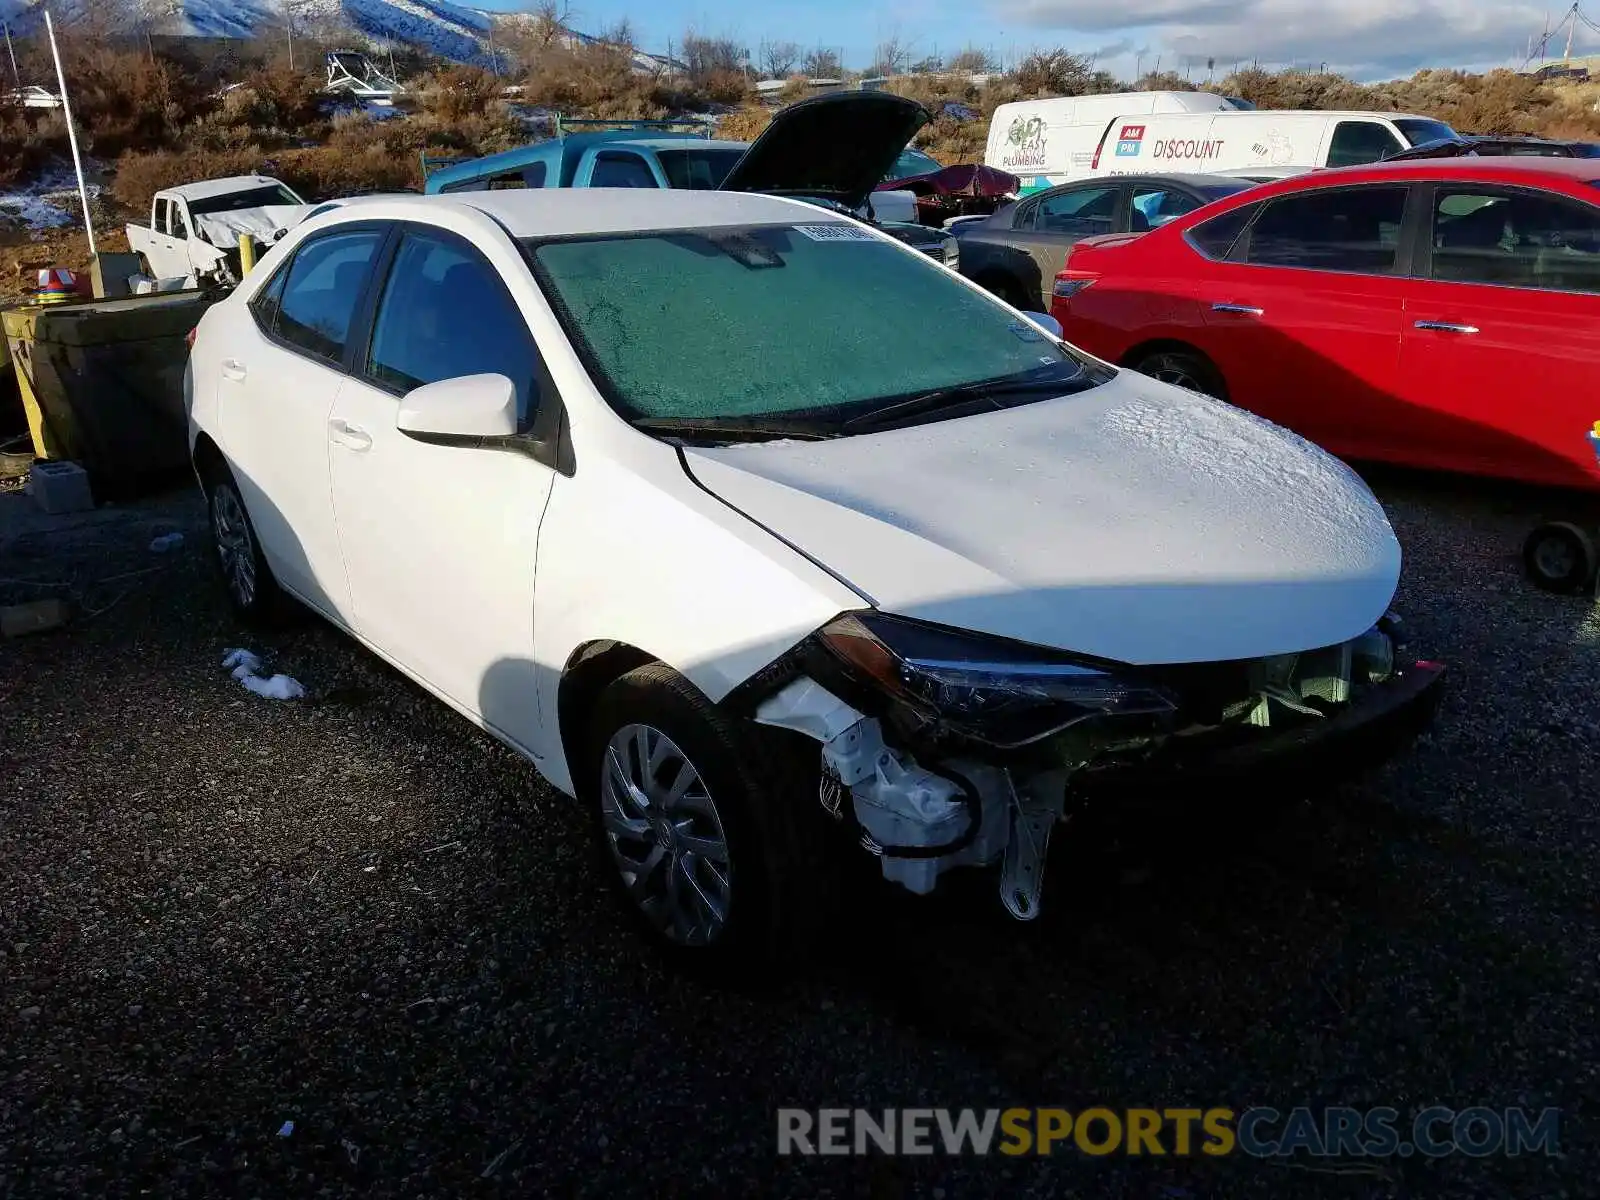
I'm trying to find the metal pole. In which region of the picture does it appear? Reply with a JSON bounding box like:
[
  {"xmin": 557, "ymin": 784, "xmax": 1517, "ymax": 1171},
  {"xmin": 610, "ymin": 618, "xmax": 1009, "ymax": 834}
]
[
  {"xmin": 4, "ymin": 21, "xmax": 19, "ymax": 88},
  {"xmin": 286, "ymin": 0, "xmax": 294, "ymax": 71},
  {"xmin": 44, "ymin": 9, "xmax": 95, "ymax": 256}
]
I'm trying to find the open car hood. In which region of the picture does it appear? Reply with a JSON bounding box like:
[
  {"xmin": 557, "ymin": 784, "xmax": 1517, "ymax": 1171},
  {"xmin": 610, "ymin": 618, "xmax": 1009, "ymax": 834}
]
[
  {"xmin": 681, "ymin": 379, "xmax": 1401, "ymax": 667},
  {"xmin": 718, "ymin": 91, "xmax": 931, "ymax": 211}
]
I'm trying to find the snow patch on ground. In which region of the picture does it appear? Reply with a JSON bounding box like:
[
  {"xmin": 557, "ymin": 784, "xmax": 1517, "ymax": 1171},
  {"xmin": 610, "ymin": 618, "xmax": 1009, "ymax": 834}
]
[
  {"xmin": 222, "ymin": 648, "xmax": 307, "ymax": 701},
  {"xmin": 0, "ymin": 166, "xmax": 105, "ymax": 233}
]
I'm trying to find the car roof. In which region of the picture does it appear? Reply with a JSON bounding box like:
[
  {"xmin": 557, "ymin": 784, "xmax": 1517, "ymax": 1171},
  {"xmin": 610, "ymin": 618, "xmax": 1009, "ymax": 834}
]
[
  {"xmin": 318, "ymin": 189, "xmax": 847, "ymax": 238},
  {"xmin": 166, "ymin": 175, "xmax": 293, "ymax": 201},
  {"xmin": 1320, "ymin": 156, "xmax": 1600, "ymax": 184},
  {"xmin": 425, "ymin": 134, "xmax": 747, "ymax": 188}
]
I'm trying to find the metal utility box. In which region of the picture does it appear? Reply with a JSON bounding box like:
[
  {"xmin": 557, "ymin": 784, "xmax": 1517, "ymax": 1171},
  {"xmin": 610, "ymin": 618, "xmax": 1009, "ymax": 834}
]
[{"xmin": 2, "ymin": 289, "xmax": 221, "ymax": 497}]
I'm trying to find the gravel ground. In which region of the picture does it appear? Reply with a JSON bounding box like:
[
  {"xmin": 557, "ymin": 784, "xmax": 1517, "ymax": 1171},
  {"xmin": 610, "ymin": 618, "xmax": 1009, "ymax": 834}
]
[{"xmin": 0, "ymin": 472, "xmax": 1595, "ymax": 1199}]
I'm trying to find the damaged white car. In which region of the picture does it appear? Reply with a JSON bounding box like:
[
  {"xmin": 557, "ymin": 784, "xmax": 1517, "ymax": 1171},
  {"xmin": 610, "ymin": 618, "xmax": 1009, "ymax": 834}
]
[{"xmin": 184, "ymin": 188, "xmax": 1445, "ymax": 968}]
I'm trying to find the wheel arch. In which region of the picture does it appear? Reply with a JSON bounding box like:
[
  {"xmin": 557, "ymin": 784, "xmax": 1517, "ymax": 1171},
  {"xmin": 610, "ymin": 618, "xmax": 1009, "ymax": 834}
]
[
  {"xmin": 556, "ymin": 639, "xmax": 660, "ymax": 797},
  {"xmin": 1118, "ymin": 338, "xmax": 1229, "ymax": 400}
]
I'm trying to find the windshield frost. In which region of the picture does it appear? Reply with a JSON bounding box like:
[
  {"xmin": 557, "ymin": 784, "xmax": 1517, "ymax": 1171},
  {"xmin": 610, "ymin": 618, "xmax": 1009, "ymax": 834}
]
[{"xmin": 529, "ymin": 224, "xmax": 1085, "ymax": 422}]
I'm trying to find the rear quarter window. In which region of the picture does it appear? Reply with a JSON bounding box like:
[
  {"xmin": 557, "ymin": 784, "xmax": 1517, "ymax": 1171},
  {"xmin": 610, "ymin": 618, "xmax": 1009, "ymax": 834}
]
[{"xmin": 1185, "ymin": 202, "xmax": 1259, "ymax": 260}]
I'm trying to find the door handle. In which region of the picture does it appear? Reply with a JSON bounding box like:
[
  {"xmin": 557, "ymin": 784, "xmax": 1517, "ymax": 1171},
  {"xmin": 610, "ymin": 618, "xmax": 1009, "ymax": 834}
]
[
  {"xmin": 221, "ymin": 359, "xmax": 247, "ymax": 381},
  {"xmin": 1211, "ymin": 302, "xmax": 1264, "ymax": 316},
  {"xmin": 1414, "ymin": 320, "xmax": 1479, "ymax": 334},
  {"xmin": 327, "ymin": 419, "xmax": 372, "ymax": 452}
]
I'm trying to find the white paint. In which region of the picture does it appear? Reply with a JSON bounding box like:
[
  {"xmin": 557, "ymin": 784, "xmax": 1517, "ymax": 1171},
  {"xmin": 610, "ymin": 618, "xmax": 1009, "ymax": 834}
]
[
  {"xmin": 396, "ymin": 374, "xmax": 518, "ymax": 438},
  {"xmin": 985, "ymin": 92, "xmax": 1237, "ymax": 185},
  {"xmin": 685, "ymin": 381, "xmax": 1400, "ymax": 665}
]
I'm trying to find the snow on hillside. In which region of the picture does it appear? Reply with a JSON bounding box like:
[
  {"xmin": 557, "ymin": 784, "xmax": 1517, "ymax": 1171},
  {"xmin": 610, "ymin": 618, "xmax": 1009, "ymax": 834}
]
[{"xmin": 0, "ymin": 0, "xmax": 676, "ymax": 73}]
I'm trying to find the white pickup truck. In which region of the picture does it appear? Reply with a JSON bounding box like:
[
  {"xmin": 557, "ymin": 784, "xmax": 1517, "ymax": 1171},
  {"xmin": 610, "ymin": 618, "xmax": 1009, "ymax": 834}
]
[{"xmin": 126, "ymin": 176, "xmax": 315, "ymax": 286}]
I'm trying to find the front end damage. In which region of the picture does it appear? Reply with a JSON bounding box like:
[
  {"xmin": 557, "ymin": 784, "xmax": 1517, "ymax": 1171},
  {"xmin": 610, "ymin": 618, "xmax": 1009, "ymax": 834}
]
[{"xmin": 738, "ymin": 611, "xmax": 1444, "ymax": 920}]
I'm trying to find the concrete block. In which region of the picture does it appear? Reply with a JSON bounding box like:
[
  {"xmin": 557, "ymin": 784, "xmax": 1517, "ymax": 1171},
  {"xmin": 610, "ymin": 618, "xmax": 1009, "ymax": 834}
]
[{"xmin": 26, "ymin": 459, "xmax": 94, "ymax": 514}]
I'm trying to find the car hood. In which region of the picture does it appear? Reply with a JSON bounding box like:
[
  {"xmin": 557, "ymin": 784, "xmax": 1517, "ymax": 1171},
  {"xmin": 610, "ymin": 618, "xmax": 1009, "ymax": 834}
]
[
  {"xmin": 680, "ymin": 378, "xmax": 1402, "ymax": 666},
  {"xmin": 718, "ymin": 91, "xmax": 931, "ymax": 211}
]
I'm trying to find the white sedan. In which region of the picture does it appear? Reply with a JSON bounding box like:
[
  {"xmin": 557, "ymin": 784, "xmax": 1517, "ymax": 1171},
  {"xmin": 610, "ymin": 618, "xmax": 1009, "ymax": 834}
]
[{"xmin": 185, "ymin": 188, "xmax": 1444, "ymax": 970}]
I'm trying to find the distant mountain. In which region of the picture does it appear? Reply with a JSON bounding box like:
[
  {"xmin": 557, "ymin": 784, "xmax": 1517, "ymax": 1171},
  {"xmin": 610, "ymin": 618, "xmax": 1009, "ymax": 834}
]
[{"xmin": 0, "ymin": 0, "xmax": 680, "ymax": 72}]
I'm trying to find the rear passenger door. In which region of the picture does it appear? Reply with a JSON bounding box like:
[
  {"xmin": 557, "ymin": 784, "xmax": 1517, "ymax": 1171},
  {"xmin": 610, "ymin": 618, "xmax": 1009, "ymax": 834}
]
[
  {"xmin": 219, "ymin": 224, "xmax": 389, "ymax": 622},
  {"xmin": 1197, "ymin": 184, "xmax": 1413, "ymax": 454},
  {"xmin": 1396, "ymin": 184, "xmax": 1600, "ymax": 487},
  {"xmin": 1011, "ymin": 183, "xmax": 1123, "ymax": 307},
  {"xmin": 327, "ymin": 223, "xmax": 559, "ymax": 748}
]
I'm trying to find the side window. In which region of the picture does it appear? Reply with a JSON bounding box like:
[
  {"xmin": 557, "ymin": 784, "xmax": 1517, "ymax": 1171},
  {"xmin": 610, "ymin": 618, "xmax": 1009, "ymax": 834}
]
[
  {"xmin": 363, "ymin": 232, "xmax": 541, "ymax": 424},
  {"xmin": 521, "ymin": 161, "xmax": 547, "ymax": 187},
  {"xmin": 154, "ymin": 198, "xmax": 170, "ymax": 235},
  {"xmin": 273, "ymin": 228, "xmax": 386, "ymax": 364},
  {"xmin": 1327, "ymin": 121, "xmax": 1404, "ymax": 168},
  {"xmin": 171, "ymin": 204, "xmax": 189, "ymax": 240},
  {"xmin": 1430, "ymin": 189, "xmax": 1600, "ymax": 293},
  {"xmin": 589, "ymin": 152, "xmax": 657, "ymax": 188},
  {"xmin": 1131, "ymin": 187, "xmax": 1204, "ymax": 232},
  {"xmin": 1010, "ymin": 200, "xmax": 1037, "ymax": 231},
  {"xmin": 1186, "ymin": 202, "xmax": 1258, "ymax": 260},
  {"xmin": 1244, "ymin": 187, "xmax": 1408, "ymax": 274},
  {"xmin": 248, "ymin": 259, "xmax": 291, "ymax": 331},
  {"xmin": 1035, "ymin": 186, "xmax": 1118, "ymax": 236}
]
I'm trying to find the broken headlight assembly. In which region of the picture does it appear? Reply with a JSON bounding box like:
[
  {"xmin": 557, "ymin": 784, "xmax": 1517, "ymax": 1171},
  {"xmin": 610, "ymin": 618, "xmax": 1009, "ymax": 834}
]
[{"xmin": 811, "ymin": 611, "xmax": 1178, "ymax": 749}]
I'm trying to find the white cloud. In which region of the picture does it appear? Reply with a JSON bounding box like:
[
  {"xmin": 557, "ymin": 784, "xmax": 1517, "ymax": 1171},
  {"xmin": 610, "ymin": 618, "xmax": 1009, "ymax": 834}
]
[{"xmin": 988, "ymin": 0, "xmax": 1598, "ymax": 78}]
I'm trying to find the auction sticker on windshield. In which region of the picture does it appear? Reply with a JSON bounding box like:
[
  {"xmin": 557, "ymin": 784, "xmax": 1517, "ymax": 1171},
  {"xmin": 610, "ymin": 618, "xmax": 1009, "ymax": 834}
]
[{"xmin": 793, "ymin": 224, "xmax": 878, "ymax": 241}]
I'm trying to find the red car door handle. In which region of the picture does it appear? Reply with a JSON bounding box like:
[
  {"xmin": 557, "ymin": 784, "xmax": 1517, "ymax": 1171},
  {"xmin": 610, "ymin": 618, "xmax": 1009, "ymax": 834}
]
[
  {"xmin": 1414, "ymin": 320, "xmax": 1479, "ymax": 334},
  {"xmin": 1211, "ymin": 302, "xmax": 1264, "ymax": 316}
]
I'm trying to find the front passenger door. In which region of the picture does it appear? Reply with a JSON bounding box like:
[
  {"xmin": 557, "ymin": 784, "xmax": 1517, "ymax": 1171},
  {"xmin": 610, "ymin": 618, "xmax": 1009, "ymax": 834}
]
[{"xmin": 327, "ymin": 225, "xmax": 558, "ymax": 748}]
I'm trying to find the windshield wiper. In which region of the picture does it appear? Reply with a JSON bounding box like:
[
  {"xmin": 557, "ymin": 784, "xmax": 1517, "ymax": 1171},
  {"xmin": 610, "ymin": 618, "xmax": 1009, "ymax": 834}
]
[
  {"xmin": 630, "ymin": 416, "xmax": 841, "ymax": 443},
  {"xmin": 842, "ymin": 367, "xmax": 1096, "ymax": 433}
]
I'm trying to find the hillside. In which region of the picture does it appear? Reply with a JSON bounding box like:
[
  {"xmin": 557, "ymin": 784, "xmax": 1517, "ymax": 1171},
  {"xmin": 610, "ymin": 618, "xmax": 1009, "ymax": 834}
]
[{"xmin": 0, "ymin": 0, "xmax": 679, "ymax": 71}]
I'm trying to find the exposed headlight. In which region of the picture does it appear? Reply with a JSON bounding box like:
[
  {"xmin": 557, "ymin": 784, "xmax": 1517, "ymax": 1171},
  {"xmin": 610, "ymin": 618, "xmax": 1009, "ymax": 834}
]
[
  {"xmin": 942, "ymin": 238, "xmax": 960, "ymax": 268},
  {"xmin": 814, "ymin": 611, "xmax": 1176, "ymax": 748}
]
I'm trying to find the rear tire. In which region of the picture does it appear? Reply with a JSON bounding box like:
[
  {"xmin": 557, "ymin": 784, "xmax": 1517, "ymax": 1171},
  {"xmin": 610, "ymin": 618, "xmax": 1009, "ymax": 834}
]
[
  {"xmin": 200, "ymin": 458, "xmax": 287, "ymax": 625},
  {"xmin": 1129, "ymin": 347, "xmax": 1228, "ymax": 400},
  {"xmin": 584, "ymin": 662, "xmax": 839, "ymax": 976},
  {"xmin": 1523, "ymin": 521, "xmax": 1597, "ymax": 594}
]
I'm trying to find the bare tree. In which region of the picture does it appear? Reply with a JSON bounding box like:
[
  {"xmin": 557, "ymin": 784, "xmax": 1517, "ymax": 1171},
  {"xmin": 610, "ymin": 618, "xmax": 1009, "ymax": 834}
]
[
  {"xmin": 869, "ymin": 32, "xmax": 911, "ymax": 77},
  {"xmin": 1014, "ymin": 47, "xmax": 1094, "ymax": 96},
  {"xmin": 528, "ymin": 0, "xmax": 571, "ymax": 50},
  {"xmin": 947, "ymin": 46, "xmax": 997, "ymax": 73},
  {"xmin": 682, "ymin": 30, "xmax": 750, "ymax": 81},
  {"xmin": 760, "ymin": 39, "xmax": 799, "ymax": 79},
  {"xmin": 910, "ymin": 54, "xmax": 943, "ymax": 74},
  {"xmin": 801, "ymin": 46, "xmax": 840, "ymax": 78}
]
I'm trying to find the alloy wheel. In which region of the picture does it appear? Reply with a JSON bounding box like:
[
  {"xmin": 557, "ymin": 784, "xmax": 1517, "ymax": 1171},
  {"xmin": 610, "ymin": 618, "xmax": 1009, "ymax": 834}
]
[
  {"xmin": 599, "ymin": 723, "xmax": 733, "ymax": 946},
  {"xmin": 212, "ymin": 483, "xmax": 257, "ymax": 609}
]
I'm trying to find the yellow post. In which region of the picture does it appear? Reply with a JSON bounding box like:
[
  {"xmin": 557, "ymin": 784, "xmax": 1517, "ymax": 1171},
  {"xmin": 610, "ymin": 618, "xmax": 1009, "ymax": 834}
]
[{"xmin": 238, "ymin": 233, "xmax": 256, "ymax": 275}]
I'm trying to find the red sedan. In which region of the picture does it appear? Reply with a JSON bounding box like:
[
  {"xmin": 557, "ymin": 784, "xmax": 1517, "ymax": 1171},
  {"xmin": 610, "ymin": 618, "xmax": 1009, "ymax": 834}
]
[{"xmin": 1050, "ymin": 157, "xmax": 1600, "ymax": 490}]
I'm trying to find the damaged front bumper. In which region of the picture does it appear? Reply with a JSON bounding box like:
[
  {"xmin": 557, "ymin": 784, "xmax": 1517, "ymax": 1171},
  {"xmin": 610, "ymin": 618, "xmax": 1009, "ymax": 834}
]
[{"xmin": 745, "ymin": 614, "xmax": 1445, "ymax": 922}]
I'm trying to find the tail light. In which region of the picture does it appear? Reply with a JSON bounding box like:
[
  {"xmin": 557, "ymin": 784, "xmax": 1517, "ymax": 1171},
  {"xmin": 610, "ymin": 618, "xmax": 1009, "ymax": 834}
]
[
  {"xmin": 185, "ymin": 326, "xmax": 198, "ymax": 350},
  {"xmin": 1052, "ymin": 271, "xmax": 1097, "ymax": 302}
]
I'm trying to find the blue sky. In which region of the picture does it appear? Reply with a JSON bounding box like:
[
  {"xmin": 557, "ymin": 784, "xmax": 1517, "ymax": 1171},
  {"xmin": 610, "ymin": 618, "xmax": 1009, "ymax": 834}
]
[{"xmin": 475, "ymin": 0, "xmax": 1600, "ymax": 82}]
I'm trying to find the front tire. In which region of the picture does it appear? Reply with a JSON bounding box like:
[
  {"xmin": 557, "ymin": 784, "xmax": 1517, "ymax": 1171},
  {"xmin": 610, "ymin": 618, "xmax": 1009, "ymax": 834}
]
[
  {"xmin": 585, "ymin": 662, "xmax": 836, "ymax": 974},
  {"xmin": 202, "ymin": 460, "xmax": 286, "ymax": 625},
  {"xmin": 1130, "ymin": 347, "xmax": 1228, "ymax": 400}
]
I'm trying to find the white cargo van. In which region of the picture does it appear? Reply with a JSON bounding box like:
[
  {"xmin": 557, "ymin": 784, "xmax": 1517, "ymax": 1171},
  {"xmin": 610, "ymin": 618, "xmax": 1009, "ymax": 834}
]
[
  {"xmin": 1083, "ymin": 109, "xmax": 1457, "ymax": 178},
  {"xmin": 986, "ymin": 92, "xmax": 1243, "ymax": 194}
]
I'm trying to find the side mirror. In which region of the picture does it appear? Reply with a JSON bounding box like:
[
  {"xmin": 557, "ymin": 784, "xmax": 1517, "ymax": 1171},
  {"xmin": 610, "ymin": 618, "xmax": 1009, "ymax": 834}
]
[
  {"xmin": 1024, "ymin": 311, "xmax": 1064, "ymax": 339},
  {"xmin": 397, "ymin": 374, "xmax": 518, "ymax": 445}
]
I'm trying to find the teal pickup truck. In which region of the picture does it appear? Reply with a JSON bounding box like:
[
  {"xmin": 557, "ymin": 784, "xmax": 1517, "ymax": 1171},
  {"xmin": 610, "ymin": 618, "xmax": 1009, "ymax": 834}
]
[{"xmin": 420, "ymin": 94, "xmax": 958, "ymax": 268}]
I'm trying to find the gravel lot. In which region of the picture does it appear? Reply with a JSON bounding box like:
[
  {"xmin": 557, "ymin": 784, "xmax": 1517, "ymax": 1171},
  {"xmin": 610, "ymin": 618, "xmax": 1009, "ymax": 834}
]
[{"xmin": 1, "ymin": 472, "xmax": 1595, "ymax": 1199}]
